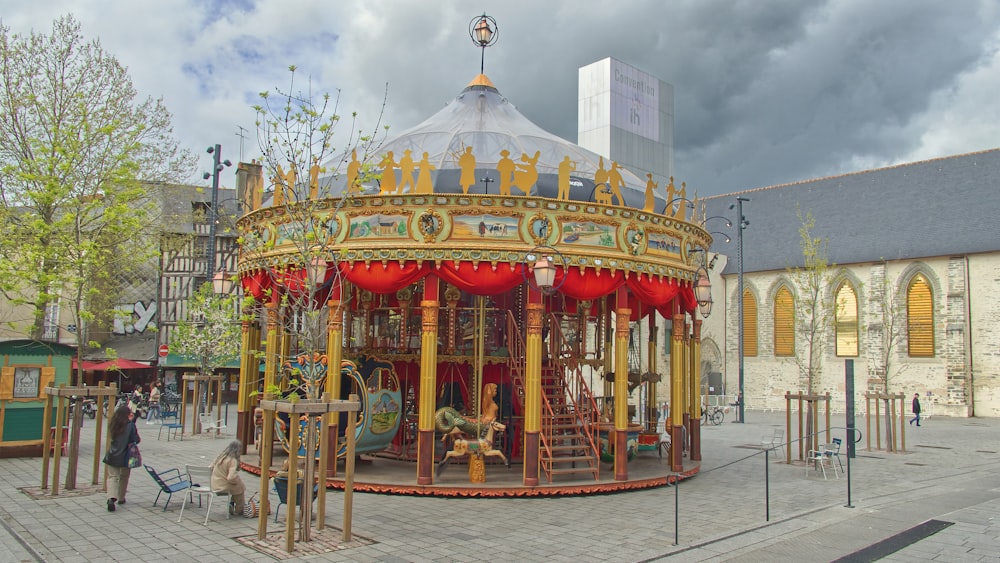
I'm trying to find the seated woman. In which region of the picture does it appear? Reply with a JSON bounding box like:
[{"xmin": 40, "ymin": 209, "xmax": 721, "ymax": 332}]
[{"xmin": 210, "ymin": 440, "xmax": 247, "ymax": 516}]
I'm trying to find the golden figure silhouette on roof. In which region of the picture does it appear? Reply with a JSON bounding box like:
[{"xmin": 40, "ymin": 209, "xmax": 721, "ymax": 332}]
[
  {"xmin": 458, "ymin": 146, "xmax": 476, "ymax": 194},
  {"xmin": 511, "ymin": 150, "xmax": 540, "ymax": 194},
  {"xmin": 594, "ymin": 157, "xmax": 609, "ymax": 192},
  {"xmin": 415, "ymin": 151, "xmax": 436, "ymax": 194},
  {"xmin": 272, "ymin": 163, "xmax": 296, "ymax": 205},
  {"xmin": 346, "ymin": 149, "xmax": 362, "ymax": 195},
  {"xmin": 557, "ymin": 155, "xmax": 576, "ymax": 200},
  {"xmin": 676, "ymin": 181, "xmax": 687, "ymax": 220},
  {"xmin": 643, "ymin": 173, "xmax": 657, "ymax": 212},
  {"xmin": 496, "ymin": 149, "xmax": 516, "ymax": 196},
  {"xmin": 608, "ymin": 161, "xmax": 625, "ymax": 206},
  {"xmin": 398, "ymin": 149, "xmax": 416, "ymax": 194},
  {"xmin": 309, "ymin": 157, "xmax": 320, "ymax": 199},
  {"xmin": 379, "ymin": 151, "xmax": 397, "ymax": 195},
  {"xmin": 665, "ymin": 176, "xmax": 675, "ymax": 214}
]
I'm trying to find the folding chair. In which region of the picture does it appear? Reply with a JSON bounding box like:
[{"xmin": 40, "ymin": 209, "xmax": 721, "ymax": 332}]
[
  {"xmin": 177, "ymin": 465, "xmax": 231, "ymax": 525},
  {"xmin": 760, "ymin": 428, "xmax": 785, "ymax": 459},
  {"xmin": 143, "ymin": 465, "xmax": 191, "ymax": 510},
  {"xmin": 825, "ymin": 437, "xmax": 844, "ymax": 473}
]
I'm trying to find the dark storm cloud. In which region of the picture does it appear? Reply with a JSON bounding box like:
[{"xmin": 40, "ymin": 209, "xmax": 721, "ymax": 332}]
[
  {"xmin": 333, "ymin": 0, "xmax": 999, "ymax": 196},
  {"xmin": 5, "ymin": 0, "xmax": 997, "ymax": 193}
]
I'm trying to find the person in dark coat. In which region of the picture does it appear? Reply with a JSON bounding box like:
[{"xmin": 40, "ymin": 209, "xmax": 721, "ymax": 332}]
[
  {"xmin": 909, "ymin": 393, "xmax": 922, "ymax": 426},
  {"xmin": 103, "ymin": 404, "xmax": 140, "ymax": 511}
]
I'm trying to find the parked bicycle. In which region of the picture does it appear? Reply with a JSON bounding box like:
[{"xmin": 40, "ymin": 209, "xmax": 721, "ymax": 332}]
[{"xmin": 701, "ymin": 405, "xmax": 726, "ymax": 425}]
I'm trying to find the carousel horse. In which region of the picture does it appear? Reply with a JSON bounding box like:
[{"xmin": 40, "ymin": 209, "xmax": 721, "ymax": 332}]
[
  {"xmin": 434, "ymin": 382, "xmax": 508, "ymax": 475},
  {"xmin": 436, "ymin": 419, "xmax": 510, "ymax": 476}
]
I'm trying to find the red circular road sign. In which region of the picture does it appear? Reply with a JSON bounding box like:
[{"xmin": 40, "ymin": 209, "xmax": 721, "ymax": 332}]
[{"xmin": 158, "ymin": 344, "xmax": 169, "ymax": 358}]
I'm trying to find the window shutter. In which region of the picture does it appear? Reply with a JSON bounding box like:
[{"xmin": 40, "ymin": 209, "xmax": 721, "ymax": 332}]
[
  {"xmin": 774, "ymin": 286, "xmax": 795, "ymax": 356},
  {"xmin": 835, "ymin": 282, "xmax": 859, "ymax": 357},
  {"xmin": 907, "ymin": 275, "xmax": 934, "ymax": 357},
  {"xmin": 743, "ymin": 289, "xmax": 758, "ymax": 357}
]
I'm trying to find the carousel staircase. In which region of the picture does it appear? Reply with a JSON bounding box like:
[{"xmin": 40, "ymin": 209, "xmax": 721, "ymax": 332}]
[
  {"xmin": 505, "ymin": 311, "xmax": 600, "ymax": 482},
  {"xmin": 539, "ymin": 366, "xmax": 600, "ymax": 482}
]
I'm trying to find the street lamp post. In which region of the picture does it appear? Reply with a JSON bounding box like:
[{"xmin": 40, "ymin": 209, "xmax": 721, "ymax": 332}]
[
  {"xmin": 203, "ymin": 144, "xmax": 232, "ymax": 288},
  {"xmin": 731, "ymin": 196, "xmax": 750, "ymax": 423}
]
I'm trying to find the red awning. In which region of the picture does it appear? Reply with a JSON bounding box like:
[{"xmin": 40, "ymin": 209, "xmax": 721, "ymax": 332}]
[
  {"xmin": 89, "ymin": 359, "xmax": 152, "ymax": 371},
  {"xmin": 71, "ymin": 359, "xmax": 104, "ymax": 371}
]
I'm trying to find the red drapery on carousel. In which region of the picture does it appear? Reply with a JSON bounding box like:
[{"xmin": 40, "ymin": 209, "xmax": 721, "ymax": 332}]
[{"xmin": 244, "ymin": 260, "xmax": 697, "ymax": 314}]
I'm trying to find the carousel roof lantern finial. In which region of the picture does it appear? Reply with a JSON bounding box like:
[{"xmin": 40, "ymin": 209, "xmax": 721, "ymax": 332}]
[{"xmin": 470, "ymin": 13, "xmax": 498, "ymax": 75}]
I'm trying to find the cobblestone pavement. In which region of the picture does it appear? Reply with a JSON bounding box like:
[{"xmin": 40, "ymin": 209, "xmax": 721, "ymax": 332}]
[{"xmin": 1, "ymin": 408, "xmax": 997, "ymax": 562}]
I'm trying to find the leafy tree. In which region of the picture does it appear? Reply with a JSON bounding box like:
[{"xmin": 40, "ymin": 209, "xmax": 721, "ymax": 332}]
[
  {"xmin": 168, "ymin": 282, "xmax": 242, "ymax": 380},
  {"xmin": 0, "ymin": 15, "xmax": 193, "ymax": 384}
]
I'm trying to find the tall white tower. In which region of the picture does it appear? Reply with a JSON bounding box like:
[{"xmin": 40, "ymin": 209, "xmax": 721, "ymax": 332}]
[{"xmin": 578, "ymin": 57, "xmax": 674, "ymax": 188}]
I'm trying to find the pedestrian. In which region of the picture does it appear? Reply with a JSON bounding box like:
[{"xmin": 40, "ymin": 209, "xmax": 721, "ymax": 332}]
[
  {"xmin": 147, "ymin": 383, "xmax": 161, "ymax": 423},
  {"xmin": 102, "ymin": 404, "xmax": 140, "ymax": 511},
  {"xmin": 909, "ymin": 392, "xmax": 922, "ymax": 426},
  {"xmin": 211, "ymin": 440, "xmax": 247, "ymax": 516}
]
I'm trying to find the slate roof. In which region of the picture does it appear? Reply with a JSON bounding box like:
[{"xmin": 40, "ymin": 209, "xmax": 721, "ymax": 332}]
[{"xmin": 700, "ymin": 148, "xmax": 1000, "ymax": 275}]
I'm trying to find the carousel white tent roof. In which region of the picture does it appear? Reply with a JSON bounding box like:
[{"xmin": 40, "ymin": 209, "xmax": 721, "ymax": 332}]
[{"xmin": 320, "ymin": 75, "xmax": 658, "ymax": 208}]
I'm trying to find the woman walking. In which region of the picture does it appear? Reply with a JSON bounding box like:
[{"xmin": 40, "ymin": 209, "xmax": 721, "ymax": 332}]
[
  {"xmin": 102, "ymin": 405, "xmax": 140, "ymax": 511},
  {"xmin": 211, "ymin": 440, "xmax": 247, "ymax": 516}
]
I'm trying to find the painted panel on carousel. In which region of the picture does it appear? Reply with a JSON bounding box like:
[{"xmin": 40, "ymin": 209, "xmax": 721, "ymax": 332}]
[
  {"xmin": 647, "ymin": 231, "xmax": 682, "ymax": 256},
  {"xmin": 597, "ymin": 422, "xmax": 642, "ymax": 463},
  {"xmin": 273, "ymin": 356, "xmax": 401, "ymax": 460},
  {"xmin": 451, "ymin": 213, "xmax": 520, "ymax": 241},
  {"xmin": 622, "ymin": 223, "xmax": 646, "ymax": 256},
  {"xmin": 525, "ymin": 213, "xmax": 557, "ymax": 246},
  {"xmin": 560, "ymin": 220, "xmax": 616, "ymax": 247},
  {"xmin": 348, "ymin": 213, "xmax": 410, "ymax": 239}
]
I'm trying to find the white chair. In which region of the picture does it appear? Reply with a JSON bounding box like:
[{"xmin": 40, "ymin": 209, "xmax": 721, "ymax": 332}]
[
  {"xmin": 760, "ymin": 428, "xmax": 785, "ymax": 459},
  {"xmin": 177, "ymin": 465, "xmax": 231, "ymax": 525},
  {"xmin": 805, "ymin": 449, "xmax": 830, "ymax": 479},
  {"xmin": 199, "ymin": 412, "xmax": 227, "ymax": 437}
]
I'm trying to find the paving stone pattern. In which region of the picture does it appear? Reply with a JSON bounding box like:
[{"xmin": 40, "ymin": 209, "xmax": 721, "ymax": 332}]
[{"xmin": 0, "ymin": 410, "xmax": 997, "ymax": 561}]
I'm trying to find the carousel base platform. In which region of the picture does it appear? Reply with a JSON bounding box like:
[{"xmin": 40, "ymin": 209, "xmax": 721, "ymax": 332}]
[{"xmin": 241, "ymin": 449, "xmax": 700, "ymax": 498}]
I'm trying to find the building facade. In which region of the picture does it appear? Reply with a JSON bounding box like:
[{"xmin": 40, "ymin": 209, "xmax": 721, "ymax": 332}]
[{"xmin": 700, "ymin": 149, "xmax": 1000, "ymax": 417}]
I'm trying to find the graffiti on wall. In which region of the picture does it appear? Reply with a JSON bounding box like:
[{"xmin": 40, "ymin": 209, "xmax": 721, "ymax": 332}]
[{"xmin": 113, "ymin": 301, "xmax": 157, "ymax": 335}]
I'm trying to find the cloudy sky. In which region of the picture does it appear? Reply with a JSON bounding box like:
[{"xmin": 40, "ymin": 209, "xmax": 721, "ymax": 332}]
[{"xmin": 3, "ymin": 0, "xmax": 998, "ymax": 196}]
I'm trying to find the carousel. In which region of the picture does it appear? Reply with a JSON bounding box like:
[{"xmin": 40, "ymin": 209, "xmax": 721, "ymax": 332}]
[{"xmin": 232, "ymin": 15, "xmax": 714, "ymax": 497}]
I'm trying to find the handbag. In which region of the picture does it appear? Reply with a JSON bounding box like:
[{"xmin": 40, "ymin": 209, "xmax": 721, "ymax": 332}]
[
  {"xmin": 125, "ymin": 442, "xmax": 142, "ymax": 469},
  {"xmin": 242, "ymin": 492, "xmax": 260, "ymax": 518}
]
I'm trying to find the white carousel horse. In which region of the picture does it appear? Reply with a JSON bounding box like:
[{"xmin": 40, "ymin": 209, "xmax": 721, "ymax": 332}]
[{"xmin": 436, "ymin": 419, "xmax": 510, "ymax": 476}]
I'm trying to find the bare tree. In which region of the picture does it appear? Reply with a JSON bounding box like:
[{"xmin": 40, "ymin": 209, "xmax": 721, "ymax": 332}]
[
  {"xmin": 789, "ymin": 209, "xmax": 835, "ymax": 394},
  {"xmin": 247, "ymin": 65, "xmax": 389, "ymax": 400}
]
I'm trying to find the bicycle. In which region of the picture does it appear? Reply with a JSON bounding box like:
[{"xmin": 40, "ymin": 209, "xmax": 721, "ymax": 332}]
[{"xmin": 701, "ymin": 405, "xmax": 725, "ymax": 425}]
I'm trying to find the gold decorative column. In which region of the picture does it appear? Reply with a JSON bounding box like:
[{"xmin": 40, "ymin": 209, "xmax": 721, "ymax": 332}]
[
  {"xmin": 417, "ymin": 277, "xmax": 439, "ymax": 485},
  {"xmin": 681, "ymin": 319, "xmax": 690, "ymax": 452},
  {"xmin": 236, "ymin": 310, "xmax": 256, "ymax": 452},
  {"xmin": 523, "ymin": 291, "xmax": 544, "ymax": 486},
  {"xmin": 324, "ymin": 287, "xmax": 344, "ymax": 477},
  {"xmin": 613, "ymin": 289, "xmax": 631, "ymax": 481},
  {"xmin": 690, "ymin": 318, "xmax": 702, "ymax": 461},
  {"xmin": 670, "ymin": 313, "xmax": 685, "ymax": 472},
  {"xmin": 263, "ymin": 297, "xmax": 281, "ymax": 394}
]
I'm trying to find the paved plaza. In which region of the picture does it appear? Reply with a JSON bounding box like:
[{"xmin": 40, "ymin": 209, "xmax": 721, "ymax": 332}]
[{"xmin": 0, "ymin": 407, "xmax": 997, "ymax": 562}]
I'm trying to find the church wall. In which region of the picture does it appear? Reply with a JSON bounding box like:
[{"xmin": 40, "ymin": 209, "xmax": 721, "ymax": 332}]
[
  {"xmin": 709, "ymin": 253, "xmax": 997, "ymax": 417},
  {"xmin": 969, "ymin": 254, "xmax": 1000, "ymax": 417}
]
